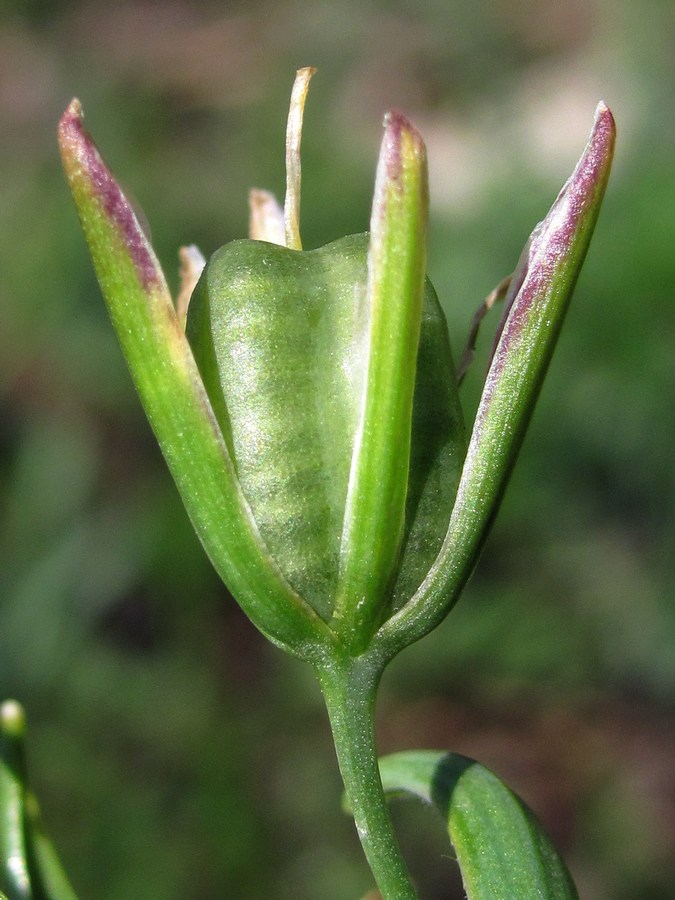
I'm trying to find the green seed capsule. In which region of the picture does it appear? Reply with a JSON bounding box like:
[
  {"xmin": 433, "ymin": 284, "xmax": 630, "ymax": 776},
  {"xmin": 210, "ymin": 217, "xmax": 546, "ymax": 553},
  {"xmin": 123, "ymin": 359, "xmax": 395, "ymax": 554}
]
[{"xmin": 186, "ymin": 233, "xmax": 465, "ymax": 624}]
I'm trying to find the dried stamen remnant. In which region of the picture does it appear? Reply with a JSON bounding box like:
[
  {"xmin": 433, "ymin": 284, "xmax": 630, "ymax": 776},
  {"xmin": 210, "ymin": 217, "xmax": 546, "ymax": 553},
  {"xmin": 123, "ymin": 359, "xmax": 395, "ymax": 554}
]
[{"xmin": 284, "ymin": 66, "xmax": 317, "ymax": 250}]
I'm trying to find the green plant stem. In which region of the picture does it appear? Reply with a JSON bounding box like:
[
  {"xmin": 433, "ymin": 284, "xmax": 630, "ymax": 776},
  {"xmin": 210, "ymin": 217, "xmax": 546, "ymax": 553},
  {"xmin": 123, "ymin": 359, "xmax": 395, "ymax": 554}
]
[{"xmin": 318, "ymin": 655, "xmax": 417, "ymax": 900}]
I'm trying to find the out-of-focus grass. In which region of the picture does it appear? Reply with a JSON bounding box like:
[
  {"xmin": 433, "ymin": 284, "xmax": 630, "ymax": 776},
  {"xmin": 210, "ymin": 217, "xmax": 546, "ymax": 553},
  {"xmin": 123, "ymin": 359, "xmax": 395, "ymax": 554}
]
[{"xmin": 1, "ymin": 1, "xmax": 674, "ymax": 897}]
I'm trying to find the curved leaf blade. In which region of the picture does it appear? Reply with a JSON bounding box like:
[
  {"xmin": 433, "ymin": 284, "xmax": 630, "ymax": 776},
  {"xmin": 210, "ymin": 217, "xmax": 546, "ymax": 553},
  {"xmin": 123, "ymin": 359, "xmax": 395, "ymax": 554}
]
[{"xmin": 378, "ymin": 750, "xmax": 578, "ymax": 900}]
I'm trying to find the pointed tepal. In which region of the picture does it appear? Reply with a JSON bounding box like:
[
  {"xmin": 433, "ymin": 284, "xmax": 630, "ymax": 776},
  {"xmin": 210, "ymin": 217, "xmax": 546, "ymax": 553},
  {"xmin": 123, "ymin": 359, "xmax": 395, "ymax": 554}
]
[
  {"xmin": 58, "ymin": 101, "xmax": 334, "ymax": 659},
  {"xmin": 377, "ymin": 103, "xmax": 616, "ymax": 658},
  {"xmin": 59, "ymin": 99, "xmax": 168, "ymax": 293},
  {"xmin": 333, "ymin": 111, "xmax": 429, "ymax": 654}
]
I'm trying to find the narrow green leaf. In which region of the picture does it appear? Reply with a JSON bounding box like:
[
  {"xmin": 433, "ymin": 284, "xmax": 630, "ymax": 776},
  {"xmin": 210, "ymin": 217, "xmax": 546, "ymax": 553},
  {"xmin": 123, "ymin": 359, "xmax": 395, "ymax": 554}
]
[
  {"xmin": 23, "ymin": 793, "xmax": 79, "ymax": 900},
  {"xmin": 378, "ymin": 750, "xmax": 578, "ymax": 900},
  {"xmin": 1, "ymin": 703, "xmax": 79, "ymax": 900},
  {"xmin": 58, "ymin": 100, "xmax": 333, "ymax": 659},
  {"xmin": 0, "ymin": 703, "xmax": 31, "ymax": 899},
  {"xmin": 333, "ymin": 112, "xmax": 429, "ymax": 653},
  {"xmin": 377, "ymin": 103, "xmax": 616, "ymax": 657}
]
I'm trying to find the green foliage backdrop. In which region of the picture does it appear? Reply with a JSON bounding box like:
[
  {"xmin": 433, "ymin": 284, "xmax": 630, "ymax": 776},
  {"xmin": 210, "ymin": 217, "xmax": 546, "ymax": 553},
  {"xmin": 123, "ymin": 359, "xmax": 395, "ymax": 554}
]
[{"xmin": 1, "ymin": 1, "xmax": 674, "ymax": 897}]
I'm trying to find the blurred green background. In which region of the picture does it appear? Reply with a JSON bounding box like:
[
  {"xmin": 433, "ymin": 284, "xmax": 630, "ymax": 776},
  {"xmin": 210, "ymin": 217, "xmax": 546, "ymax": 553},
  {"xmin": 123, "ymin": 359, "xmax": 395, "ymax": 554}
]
[{"xmin": 1, "ymin": 1, "xmax": 674, "ymax": 897}]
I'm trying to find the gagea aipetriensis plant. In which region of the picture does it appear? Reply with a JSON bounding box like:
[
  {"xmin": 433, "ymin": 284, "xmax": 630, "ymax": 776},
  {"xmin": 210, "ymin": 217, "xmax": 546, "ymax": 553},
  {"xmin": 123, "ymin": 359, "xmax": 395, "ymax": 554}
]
[{"xmin": 1, "ymin": 68, "xmax": 614, "ymax": 899}]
